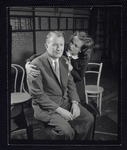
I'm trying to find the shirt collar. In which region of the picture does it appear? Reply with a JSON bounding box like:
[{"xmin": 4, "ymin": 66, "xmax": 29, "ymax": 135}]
[{"xmin": 72, "ymin": 55, "xmax": 78, "ymax": 59}]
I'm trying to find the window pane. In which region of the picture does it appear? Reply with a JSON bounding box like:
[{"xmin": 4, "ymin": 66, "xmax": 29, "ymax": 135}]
[
  {"xmin": 50, "ymin": 18, "xmax": 58, "ymax": 29},
  {"xmin": 59, "ymin": 18, "xmax": 66, "ymax": 29},
  {"xmin": 41, "ymin": 17, "xmax": 49, "ymax": 30},
  {"xmin": 68, "ymin": 18, "xmax": 73, "ymax": 29}
]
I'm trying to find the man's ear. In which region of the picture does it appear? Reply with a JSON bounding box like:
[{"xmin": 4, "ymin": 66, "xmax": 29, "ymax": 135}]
[{"xmin": 45, "ymin": 44, "xmax": 48, "ymax": 49}]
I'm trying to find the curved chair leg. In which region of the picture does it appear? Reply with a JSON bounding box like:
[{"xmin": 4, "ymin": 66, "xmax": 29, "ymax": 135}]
[
  {"xmin": 99, "ymin": 93, "xmax": 102, "ymax": 115},
  {"xmin": 11, "ymin": 106, "xmax": 14, "ymax": 110},
  {"xmin": 97, "ymin": 94, "xmax": 99, "ymax": 107},
  {"xmin": 85, "ymin": 93, "xmax": 89, "ymax": 104}
]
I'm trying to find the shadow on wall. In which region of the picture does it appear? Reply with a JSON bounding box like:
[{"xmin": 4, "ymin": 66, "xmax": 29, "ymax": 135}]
[{"xmin": 12, "ymin": 51, "xmax": 34, "ymax": 68}]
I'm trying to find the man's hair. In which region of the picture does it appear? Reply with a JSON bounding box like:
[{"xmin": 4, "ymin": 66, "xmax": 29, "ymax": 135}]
[{"xmin": 45, "ymin": 31, "xmax": 65, "ymax": 45}]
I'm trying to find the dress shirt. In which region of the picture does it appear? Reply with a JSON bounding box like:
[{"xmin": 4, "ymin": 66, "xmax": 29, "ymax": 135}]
[{"xmin": 49, "ymin": 57, "xmax": 59, "ymax": 70}]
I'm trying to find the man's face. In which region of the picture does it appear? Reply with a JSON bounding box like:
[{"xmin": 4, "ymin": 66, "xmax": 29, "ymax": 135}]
[
  {"xmin": 46, "ymin": 34, "xmax": 64, "ymax": 59},
  {"xmin": 68, "ymin": 35, "xmax": 84, "ymax": 55}
]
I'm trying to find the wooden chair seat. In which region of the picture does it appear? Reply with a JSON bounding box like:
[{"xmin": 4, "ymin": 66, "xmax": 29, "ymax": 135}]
[
  {"xmin": 24, "ymin": 106, "xmax": 53, "ymax": 140},
  {"xmin": 85, "ymin": 85, "xmax": 104, "ymax": 94},
  {"xmin": 11, "ymin": 92, "xmax": 30, "ymax": 105}
]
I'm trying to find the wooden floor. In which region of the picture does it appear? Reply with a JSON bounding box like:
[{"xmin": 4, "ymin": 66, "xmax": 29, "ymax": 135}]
[
  {"xmin": 94, "ymin": 115, "xmax": 118, "ymax": 140},
  {"xmin": 10, "ymin": 105, "xmax": 118, "ymax": 141}
]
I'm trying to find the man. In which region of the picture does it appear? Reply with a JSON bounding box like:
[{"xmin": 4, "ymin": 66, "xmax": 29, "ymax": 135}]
[{"xmin": 27, "ymin": 31, "xmax": 94, "ymax": 140}]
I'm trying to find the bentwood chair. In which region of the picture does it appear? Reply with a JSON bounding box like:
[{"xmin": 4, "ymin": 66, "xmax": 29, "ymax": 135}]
[
  {"xmin": 11, "ymin": 64, "xmax": 31, "ymax": 133},
  {"xmin": 84, "ymin": 63, "xmax": 104, "ymax": 115},
  {"xmin": 11, "ymin": 64, "xmax": 30, "ymax": 106}
]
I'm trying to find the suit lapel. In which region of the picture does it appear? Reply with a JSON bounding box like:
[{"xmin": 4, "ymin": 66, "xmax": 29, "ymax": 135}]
[
  {"xmin": 43, "ymin": 52, "xmax": 68, "ymax": 88},
  {"xmin": 46, "ymin": 53, "xmax": 62, "ymax": 86},
  {"xmin": 59, "ymin": 57, "xmax": 68, "ymax": 89}
]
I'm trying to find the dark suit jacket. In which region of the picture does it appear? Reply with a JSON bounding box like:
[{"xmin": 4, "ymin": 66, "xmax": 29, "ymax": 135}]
[{"xmin": 27, "ymin": 52, "xmax": 80, "ymax": 122}]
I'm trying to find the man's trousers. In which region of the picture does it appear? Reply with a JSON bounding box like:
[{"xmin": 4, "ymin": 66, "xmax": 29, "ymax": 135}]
[{"xmin": 47, "ymin": 102, "xmax": 94, "ymax": 140}]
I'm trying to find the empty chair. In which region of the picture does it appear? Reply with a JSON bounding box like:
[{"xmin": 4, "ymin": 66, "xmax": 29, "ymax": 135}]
[
  {"xmin": 11, "ymin": 64, "xmax": 31, "ymax": 138},
  {"xmin": 11, "ymin": 64, "xmax": 31, "ymax": 132},
  {"xmin": 84, "ymin": 63, "xmax": 104, "ymax": 115},
  {"xmin": 11, "ymin": 64, "xmax": 30, "ymax": 106}
]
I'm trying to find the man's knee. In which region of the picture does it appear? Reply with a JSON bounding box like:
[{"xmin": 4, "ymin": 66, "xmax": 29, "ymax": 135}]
[
  {"xmin": 85, "ymin": 112, "xmax": 94, "ymax": 126},
  {"xmin": 81, "ymin": 108, "xmax": 94, "ymax": 126},
  {"xmin": 80, "ymin": 105, "xmax": 94, "ymax": 124},
  {"xmin": 60, "ymin": 123, "xmax": 75, "ymax": 140}
]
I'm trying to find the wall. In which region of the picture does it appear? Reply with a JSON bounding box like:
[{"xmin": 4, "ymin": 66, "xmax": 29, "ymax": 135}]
[
  {"xmin": 11, "ymin": 32, "xmax": 33, "ymax": 67},
  {"xmin": 10, "ymin": 7, "xmax": 90, "ymax": 67}
]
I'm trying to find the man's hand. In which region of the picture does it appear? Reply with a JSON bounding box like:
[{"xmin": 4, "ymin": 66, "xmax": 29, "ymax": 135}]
[
  {"xmin": 56, "ymin": 107, "xmax": 74, "ymax": 121},
  {"xmin": 71, "ymin": 103, "xmax": 80, "ymax": 119}
]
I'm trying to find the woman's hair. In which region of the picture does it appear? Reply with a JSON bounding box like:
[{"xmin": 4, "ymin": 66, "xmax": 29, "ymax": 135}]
[
  {"xmin": 45, "ymin": 31, "xmax": 65, "ymax": 45},
  {"xmin": 70, "ymin": 31, "xmax": 94, "ymax": 58}
]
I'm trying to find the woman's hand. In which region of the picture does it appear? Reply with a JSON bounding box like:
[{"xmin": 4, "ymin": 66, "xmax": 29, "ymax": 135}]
[
  {"xmin": 68, "ymin": 63, "xmax": 73, "ymax": 71},
  {"xmin": 25, "ymin": 62, "xmax": 40, "ymax": 78},
  {"xmin": 65, "ymin": 58, "xmax": 73, "ymax": 71}
]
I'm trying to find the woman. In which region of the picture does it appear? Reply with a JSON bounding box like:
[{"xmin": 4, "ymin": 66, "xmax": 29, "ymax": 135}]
[{"xmin": 25, "ymin": 31, "xmax": 94, "ymax": 103}]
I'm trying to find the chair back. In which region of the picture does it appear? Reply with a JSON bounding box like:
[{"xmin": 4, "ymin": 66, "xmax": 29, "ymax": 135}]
[
  {"xmin": 11, "ymin": 64, "xmax": 25, "ymax": 92},
  {"xmin": 84, "ymin": 63, "xmax": 103, "ymax": 86}
]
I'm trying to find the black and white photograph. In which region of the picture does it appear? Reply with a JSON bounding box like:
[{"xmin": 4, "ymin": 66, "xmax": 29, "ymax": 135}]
[{"xmin": 6, "ymin": 5, "xmax": 122, "ymax": 146}]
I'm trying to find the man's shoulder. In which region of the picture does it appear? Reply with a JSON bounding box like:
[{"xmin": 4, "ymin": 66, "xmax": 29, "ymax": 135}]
[
  {"xmin": 31, "ymin": 52, "xmax": 47, "ymax": 66},
  {"xmin": 60, "ymin": 55, "xmax": 68, "ymax": 62}
]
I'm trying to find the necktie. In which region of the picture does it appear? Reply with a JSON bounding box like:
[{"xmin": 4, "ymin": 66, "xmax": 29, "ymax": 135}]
[{"xmin": 54, "ymin": 61, "xmax": 61, "ymax": 83}]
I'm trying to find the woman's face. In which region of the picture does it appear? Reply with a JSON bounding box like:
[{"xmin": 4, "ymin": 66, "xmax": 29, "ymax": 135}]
[{"xmin": 68, "ymin": 35, "xmax": 84, "ymax": 55}]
